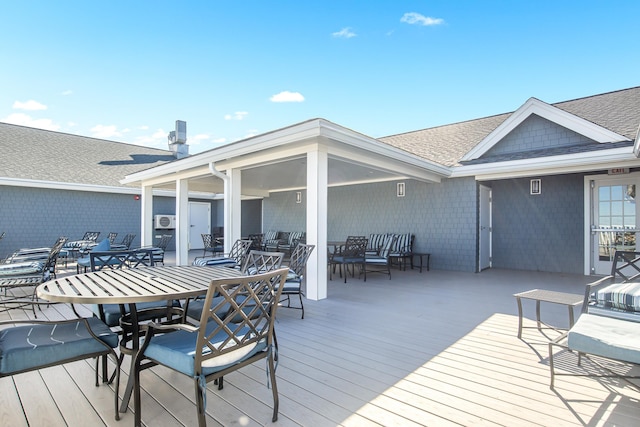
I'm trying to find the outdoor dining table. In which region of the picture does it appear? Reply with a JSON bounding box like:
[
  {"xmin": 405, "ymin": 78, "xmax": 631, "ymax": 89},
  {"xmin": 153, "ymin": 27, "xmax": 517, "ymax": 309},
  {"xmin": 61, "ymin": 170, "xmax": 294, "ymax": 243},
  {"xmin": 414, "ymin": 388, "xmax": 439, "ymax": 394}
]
[{"xmin": 36, "ymin": 265, "xmax": 246, "ymax": 413}]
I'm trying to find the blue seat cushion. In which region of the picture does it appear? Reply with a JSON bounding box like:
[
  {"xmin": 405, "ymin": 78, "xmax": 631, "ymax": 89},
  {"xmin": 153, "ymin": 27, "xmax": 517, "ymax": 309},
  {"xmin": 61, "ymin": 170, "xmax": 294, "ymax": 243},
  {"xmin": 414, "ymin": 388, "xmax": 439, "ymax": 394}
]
[
  {"xmin": 94, "ymin": 301, "xmax": 182, "ymax": 327},
  {"xmin": 0, "ymin": 318, "xmax": 118, "ymax": 375},
  {"xmin": 568, "ymin": 313, "xmax": 640, "ymax": 365},
  {"xmin": 0, "ymin": 261, "xmax": 44, "ymax": 277},
  {"xmin": 143, "ymin": 324, "xmax": 266, "ymax": 377}
]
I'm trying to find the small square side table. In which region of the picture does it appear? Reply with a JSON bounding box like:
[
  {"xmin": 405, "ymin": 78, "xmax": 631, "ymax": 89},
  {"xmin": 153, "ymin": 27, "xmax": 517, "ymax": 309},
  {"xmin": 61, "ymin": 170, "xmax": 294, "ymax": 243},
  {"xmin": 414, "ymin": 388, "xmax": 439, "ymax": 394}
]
[{"xmin": 513, "ymin": 289, "xmax": 583, "ymax": 338}]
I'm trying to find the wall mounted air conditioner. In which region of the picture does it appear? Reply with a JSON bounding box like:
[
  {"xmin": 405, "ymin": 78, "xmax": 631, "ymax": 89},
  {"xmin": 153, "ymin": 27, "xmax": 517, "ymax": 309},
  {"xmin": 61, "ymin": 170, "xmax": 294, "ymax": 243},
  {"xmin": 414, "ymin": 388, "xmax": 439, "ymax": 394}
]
[{"xmin": 154, "ymin": 214, "xmax": 176, "ymax": 229}]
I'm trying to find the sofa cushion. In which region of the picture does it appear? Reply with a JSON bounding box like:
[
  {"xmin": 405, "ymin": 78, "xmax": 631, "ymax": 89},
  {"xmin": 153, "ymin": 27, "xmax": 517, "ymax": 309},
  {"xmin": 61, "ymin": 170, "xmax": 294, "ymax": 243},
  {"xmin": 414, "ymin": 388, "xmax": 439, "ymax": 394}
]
[
  {"xmin": 596, "ymin": 282, "xmax": 640, "ymax": 312},
  {"xmin": 192, "ymin": 257, "xmax": 237, "ymax": 267},
  {"xmin": 390, "ymin": 233, "xmax": 412, "ymax": 254},
  {"xmin": 567, "ymin": 313, "xmax": 640, "ymax": 364},
  {"xmin": 367, "ymin": 234, "xmax": 387, "ymax": 253}
]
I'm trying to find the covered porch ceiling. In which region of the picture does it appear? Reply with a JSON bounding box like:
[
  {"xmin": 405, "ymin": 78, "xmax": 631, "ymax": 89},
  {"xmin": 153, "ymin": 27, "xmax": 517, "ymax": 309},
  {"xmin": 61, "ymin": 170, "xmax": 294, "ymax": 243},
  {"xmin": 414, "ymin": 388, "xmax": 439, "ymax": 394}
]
[{"xmin": 124, "ymin": 118, "xmax": 451, "ymax": 196}]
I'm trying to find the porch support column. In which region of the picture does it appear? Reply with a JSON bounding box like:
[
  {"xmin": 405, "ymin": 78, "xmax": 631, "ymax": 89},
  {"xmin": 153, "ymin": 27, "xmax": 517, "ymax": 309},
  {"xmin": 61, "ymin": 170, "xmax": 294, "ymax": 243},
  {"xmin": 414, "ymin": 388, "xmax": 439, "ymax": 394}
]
[
  {"xmin": 225, "ymin": 168, "xmax": 242, "ymax": 252},
  {"xmin": 306, "ymin": 146, "xmax": 328, "ymax": 301},
  {"xmin": 175, "ymin": 178, "xmax": 189, "ymax": 265},
  {"xmin": 140, "ymin": 184, "xmax": 154, "ymax": 247}
]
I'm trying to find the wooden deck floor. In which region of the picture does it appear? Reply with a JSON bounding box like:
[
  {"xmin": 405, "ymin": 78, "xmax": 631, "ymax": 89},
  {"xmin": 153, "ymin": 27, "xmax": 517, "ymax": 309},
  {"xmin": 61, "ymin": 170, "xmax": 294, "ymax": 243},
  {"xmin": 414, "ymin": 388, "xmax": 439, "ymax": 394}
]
[{"xmin": 2, "ymin": 264, "xmax": 639, "ymax": 426}]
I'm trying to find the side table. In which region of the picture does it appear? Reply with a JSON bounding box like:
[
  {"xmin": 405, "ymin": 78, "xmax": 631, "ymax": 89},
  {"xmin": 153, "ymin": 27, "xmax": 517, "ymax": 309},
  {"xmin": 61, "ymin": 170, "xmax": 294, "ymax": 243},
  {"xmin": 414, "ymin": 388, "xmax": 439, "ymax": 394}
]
[
  {"xmin": 513, "ymin": 288, "xmax": 583, "ymax": 338},
  {"xmin": 411, "ymin": 252, "xmax": 430, "ymax": 273}
]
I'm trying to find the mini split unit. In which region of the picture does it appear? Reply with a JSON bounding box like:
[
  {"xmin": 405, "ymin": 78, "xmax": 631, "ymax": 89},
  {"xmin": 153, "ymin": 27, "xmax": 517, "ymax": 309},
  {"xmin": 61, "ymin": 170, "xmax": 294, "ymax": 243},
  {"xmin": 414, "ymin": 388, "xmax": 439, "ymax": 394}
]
[{"xmin": 154, "ymin": 215, "xmax": 176, "ymax": 229}]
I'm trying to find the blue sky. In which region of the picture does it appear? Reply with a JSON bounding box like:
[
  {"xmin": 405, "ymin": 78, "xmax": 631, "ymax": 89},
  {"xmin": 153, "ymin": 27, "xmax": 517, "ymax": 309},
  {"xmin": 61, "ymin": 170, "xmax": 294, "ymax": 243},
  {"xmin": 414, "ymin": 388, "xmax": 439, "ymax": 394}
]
[{"xmin": 2, "ymin": 1, "xmax": 638, "ymax": 154}]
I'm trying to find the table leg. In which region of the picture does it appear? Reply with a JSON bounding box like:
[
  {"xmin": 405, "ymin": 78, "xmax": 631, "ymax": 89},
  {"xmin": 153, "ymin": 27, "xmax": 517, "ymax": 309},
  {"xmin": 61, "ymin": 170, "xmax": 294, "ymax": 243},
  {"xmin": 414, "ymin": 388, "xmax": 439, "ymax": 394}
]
[
  {"xmin": 568, "ymin": 305, "xmax": 575, "ymax": 329},
  {"xmin": 516, "ymin": 297, "xmax": 523, "ymax": 339},
  {"xmin": 536, "ymin": 300, "xmax": 541, "ymax": 330},
  {"xmin": 119, "ymin": 303, "xmax": 139, "ymax": 413}
]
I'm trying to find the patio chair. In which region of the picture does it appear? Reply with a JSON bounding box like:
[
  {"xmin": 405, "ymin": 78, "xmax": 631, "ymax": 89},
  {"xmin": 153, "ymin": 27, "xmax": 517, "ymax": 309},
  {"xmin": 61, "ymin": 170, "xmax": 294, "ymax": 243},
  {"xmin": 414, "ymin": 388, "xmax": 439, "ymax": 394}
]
[
  {"xmin": 76, "ymin": 238, "xmax": 112, "ymax": 273},
  {"xmin": 139, "ymin": 234, "xmax": 173, "ymax": 265},
  {"xmin": 0, "ymin": 317, "xmax": 121, "ymax": 420},
  {"xmin": 201, "ymin": 233, "xmax": 223, "ymax": 257},
  {"xmin": 330, "ymin": 236, "xmax": 368, "ymax": 283},
  {"xmin": 107, "ymin": 232, "xmax": 118, "ymax": 244},
  {"xmin": 247, "ymin": 233, "xmax": 265, "ymax": 251},
  {"xmin": 192, "ymin": 239, "xmax": 252, "ymax": 269},
  {"xmin": 363, "ymin": 234, "xmax": 396, "ymax": 280},
  {"xmin": 132, "ymin": 268, "xmax": 288, "ymax": 427},
  {"xmin": 60, "ymin": 231, "xmax": 101, "ymax": 261},
  {"xmin": 185, "ymin": 249, "xmax": 284, "ymax": 322},
  {"xmin": 0, "ymin": 236, "xmax": 67, "ymax": 317},
  {"xmin": 85, "ymin": 248, "xmax": 182, "ymax": 382},
  {"xmin": 111, "ymin": 233, "xmax": 136, "ymax": 250},
  {"xmin": 280, "ymin": 243, "xmax": 315, "ymax": 319}
]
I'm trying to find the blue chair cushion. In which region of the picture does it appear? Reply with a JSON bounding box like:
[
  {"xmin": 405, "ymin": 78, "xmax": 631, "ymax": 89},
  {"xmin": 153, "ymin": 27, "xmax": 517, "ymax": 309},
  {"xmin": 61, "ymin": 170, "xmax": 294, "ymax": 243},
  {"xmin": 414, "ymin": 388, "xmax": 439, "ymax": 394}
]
[
  {"xmin": 93, "ymin": 301, "xmax": 182, "ymax": 327},
  {"xmin": 0, "ymin": 318, "xmax": 118, "ymax": 375},
  {"xmin": 568, "ymin": 313, "xmax": 640, "ymax": 365},
  {"xmin": 0, "ymin": 261, "xmax": 44, "ymax": 277},
  {"xmin": 92, "ymin": 239, "xmax": 111, "ymax": 252},
  {"xmin": 143, "ymin": 324, "xmax": 266, "ymax": 377}
]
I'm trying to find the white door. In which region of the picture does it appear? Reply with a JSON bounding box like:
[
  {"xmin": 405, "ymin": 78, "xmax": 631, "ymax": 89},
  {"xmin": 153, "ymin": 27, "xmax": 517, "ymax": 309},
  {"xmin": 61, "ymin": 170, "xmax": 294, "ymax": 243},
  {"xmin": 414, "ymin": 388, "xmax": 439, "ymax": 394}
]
[
  {"xmin": 591, "ymin": 176, "xmax": 639, "ymax": 275},
  {"xmin": 479, "ymin": 185, "xmax": 492, "ymax": 271},
  {"xmin": 188, "ymin": 202, "xmax": 211, "ymax": 250}
]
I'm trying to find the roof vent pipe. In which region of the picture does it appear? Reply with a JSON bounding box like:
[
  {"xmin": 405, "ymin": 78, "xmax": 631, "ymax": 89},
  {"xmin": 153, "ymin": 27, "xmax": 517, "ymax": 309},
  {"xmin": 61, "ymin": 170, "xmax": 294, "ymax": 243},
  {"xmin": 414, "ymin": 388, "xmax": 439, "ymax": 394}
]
[{"xmin": 168, "ymin": 120, "xmax": 189, "ymax": 159}]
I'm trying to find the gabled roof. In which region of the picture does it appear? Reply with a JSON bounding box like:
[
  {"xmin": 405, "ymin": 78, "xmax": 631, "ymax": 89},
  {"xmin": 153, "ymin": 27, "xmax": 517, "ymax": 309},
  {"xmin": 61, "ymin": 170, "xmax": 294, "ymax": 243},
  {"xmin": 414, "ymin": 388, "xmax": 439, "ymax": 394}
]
[
  {"xmin": 0, "ymin": 122, "xmax": 175, "ymax": 191},
  {"xmin": 379, "ymin": 86, "xmax": 640, "ymax": 168}
]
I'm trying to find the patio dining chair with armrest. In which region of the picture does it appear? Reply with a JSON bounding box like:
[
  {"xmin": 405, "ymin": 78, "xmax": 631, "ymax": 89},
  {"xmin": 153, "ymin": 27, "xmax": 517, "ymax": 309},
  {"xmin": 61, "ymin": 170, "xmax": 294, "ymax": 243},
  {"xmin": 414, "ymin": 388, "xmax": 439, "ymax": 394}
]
[
  {"xmin": 185, "ymin": 249, "xmax": 284, "ymax": 321},
  {"xmin": 201, "ymin": 233, "xmax": 224, "ymax": 257},
  {"xmin": 330, "ymin": 236, "xmax": 368, "ymax": 283},
  {"xmin": 0, "ymin": 317, "xmax": 121, "ymax": 420},
  {"xmin": 280, "ymin": 243, "xmax": 315, "ymax": 319},
  {"xmin": 132, "ymin": 268, "xmax": 288, "ymax": 427}
]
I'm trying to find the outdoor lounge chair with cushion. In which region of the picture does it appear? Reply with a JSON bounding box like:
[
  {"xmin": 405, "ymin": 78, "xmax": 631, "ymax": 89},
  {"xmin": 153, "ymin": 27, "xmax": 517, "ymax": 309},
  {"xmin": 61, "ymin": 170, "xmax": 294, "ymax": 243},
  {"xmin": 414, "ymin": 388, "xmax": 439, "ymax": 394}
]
[
  {"xmin": 110, "ymin": 233, "xmax": 136, "ymax": 250},
  {"xmin": 0, "ymin": 317, "xmax": 121, "ymax": 420},
  {"xmin": 201, "ymin": 233, "xmax": 224, "ymax": 257},
  {"xmin": 76, "ymin": 238, "xmax": 112, "ymax": 273},
  {"xmin": 280, "ymin": 243, "xmax": 315, "ymax": 319},
  {"xmin": 0, "ymin": 236, "xmax": 67, "ymax": 316},
  {"xmin": 192, "ymin": 239, "xmax": 252, "ymax": 269},
  {"xmin": 132, "ymin": 268, "xmax": 288, "ymax": 427},
  {"xmin": 363, "ymin": 234, "xmax": 396, "ymax": 280}
]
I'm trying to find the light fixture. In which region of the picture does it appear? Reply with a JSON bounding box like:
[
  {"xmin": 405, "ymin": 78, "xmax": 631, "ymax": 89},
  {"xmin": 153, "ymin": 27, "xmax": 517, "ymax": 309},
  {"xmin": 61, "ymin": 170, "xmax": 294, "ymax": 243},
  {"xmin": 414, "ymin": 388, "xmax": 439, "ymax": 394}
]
[
  {"xmin": 530, "ymin": 179, "xmax": 541, "ymax": 195},
  {"xmin": 296, "ymin": 191, "xmax": 302, "ymax": 203},
  {"xmin": 397, "ymin": 182, "xmax": 405, "ymax": 197}
]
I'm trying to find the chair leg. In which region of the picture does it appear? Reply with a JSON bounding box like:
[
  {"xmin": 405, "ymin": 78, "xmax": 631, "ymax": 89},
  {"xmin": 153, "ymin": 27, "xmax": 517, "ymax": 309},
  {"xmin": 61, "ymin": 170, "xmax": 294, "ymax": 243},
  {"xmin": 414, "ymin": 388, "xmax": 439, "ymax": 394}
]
[
  {"xmin": 195, "ymin": 377, "xmax": 207, "ymax": 427},
  {"xmin": 299, "ymin": 294, "xmax": 304, "ymax": 319},
  {"xmin": 268, "ymin": 353, "xmax": 279, "ymax": 422}
]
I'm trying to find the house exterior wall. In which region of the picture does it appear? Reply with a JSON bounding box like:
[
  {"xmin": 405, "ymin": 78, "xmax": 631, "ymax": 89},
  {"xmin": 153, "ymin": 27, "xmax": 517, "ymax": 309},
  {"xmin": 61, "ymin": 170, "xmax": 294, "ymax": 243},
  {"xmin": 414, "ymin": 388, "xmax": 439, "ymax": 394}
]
[
  {"xmin": 489, "ymin": 173, "xmax": 584, "ymax": 274},
  {"xmin": 0, "ymin": 186, "xmax": 142, "ymax": 258},
  {"xmin": 484, "ymin": 115, "xmax": 596, "ymax": 157},
  {"xmin": 262, "ymin": 177, "xmax": 479, "ymax": 272}
]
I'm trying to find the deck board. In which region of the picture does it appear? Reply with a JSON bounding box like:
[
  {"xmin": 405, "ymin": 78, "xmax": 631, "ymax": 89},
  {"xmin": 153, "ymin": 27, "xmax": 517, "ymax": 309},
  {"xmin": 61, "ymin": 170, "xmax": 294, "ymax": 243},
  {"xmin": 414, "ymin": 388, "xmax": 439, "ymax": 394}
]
[{"xmin": 1, "ymin": 264, "xmax": 639, "ymax": 426}]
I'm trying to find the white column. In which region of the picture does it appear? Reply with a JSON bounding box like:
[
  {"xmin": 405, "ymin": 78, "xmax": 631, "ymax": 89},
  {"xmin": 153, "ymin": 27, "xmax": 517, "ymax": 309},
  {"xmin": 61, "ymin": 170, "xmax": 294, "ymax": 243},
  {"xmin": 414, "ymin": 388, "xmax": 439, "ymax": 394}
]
[
  {"xmin": 175, "ymin": 178, "xmax": 189, "ymax": 265},
  {"xmin": 306, "ymin": 146, "xmax": 328, "ymax": 300},
  {"xmin": 140, "ymin": 185, "xmax": 154, "ymax": 247},
  {"xmin": 224, "ymin": 168, "xmax": 242, "ymax": 251}
]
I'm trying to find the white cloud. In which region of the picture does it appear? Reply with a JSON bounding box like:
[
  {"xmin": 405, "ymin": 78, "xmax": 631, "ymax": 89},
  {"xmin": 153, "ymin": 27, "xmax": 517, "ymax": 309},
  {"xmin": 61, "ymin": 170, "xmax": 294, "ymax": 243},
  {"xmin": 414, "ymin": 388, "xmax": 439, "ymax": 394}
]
[
  {"xmin": 400, "ymin": 12, "xmax": 444, "ymax": 26},
  {"xmin": 190, "ymin": 134, "xmax": 210, "ymax": 146},
  {"xmin": 224, "ymin": 111, "xmax": 248, "ymax": 120},
  {"xmin": 90, "ymin": 124, "xmax": 122, "ymax": 138},
  {"xmin": 2, "ymin": 113, "xmax": 60, "ymax": 130},
  {"xmin": 13, "ymin": 100, "xmax": 47, "ymax": 111},
  {"xmin": 332, "ymin": 27, "xmax": 356, "ymax": 38},
  {"xmin": 269, "ymin": 91, "xmax": 304, "ymax": 103}
]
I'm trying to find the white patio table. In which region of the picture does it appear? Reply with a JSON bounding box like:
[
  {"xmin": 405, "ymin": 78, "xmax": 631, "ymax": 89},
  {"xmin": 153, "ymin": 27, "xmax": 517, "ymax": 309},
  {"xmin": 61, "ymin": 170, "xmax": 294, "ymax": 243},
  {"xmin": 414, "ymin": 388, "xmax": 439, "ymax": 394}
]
[{"xmin": 37, "ymin": 265, "xmax": 245, "ymax": 413}]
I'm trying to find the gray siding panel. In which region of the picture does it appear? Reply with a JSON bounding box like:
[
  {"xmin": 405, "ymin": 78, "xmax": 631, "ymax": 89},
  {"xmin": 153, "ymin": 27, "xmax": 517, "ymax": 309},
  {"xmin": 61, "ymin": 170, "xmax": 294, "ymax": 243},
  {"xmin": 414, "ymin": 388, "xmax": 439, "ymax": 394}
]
[
  {"xmin": 262, "ymin": 177, "xmax": 478, "ymax": 272},
  {"xmin": 0, "ymin": 187, "xmax": 142, "ymax": 258},
  {"xmin": 490, "ymin": 174, "xmax": 584, "ymax": 274}
]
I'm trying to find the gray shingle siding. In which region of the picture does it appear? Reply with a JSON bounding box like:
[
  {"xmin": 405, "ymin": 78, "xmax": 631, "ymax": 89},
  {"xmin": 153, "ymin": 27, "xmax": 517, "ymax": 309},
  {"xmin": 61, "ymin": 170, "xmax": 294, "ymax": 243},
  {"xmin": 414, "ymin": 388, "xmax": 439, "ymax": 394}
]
[
  {"xmin": 0, "ymin": 187, "xmax": 142, "ymax": 258},
  {"xmin": 490, "ymin": 174, "xmax": 584, "ymax": 274},
  {"xmin": 484, "ymin": 114, "xmax": 597, "ymax": 157},
  {"xmin": 262, "ymin": 177, "xmax": 478, "ymax": 272}
]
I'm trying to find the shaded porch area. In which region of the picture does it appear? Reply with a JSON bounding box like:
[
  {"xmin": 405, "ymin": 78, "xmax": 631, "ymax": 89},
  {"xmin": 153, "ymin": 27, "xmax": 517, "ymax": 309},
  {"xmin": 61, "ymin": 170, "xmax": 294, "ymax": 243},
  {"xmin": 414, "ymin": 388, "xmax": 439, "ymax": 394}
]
[{"xmin": 1, "ymin": 266, "xmax": 639, "ymax": 426}]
